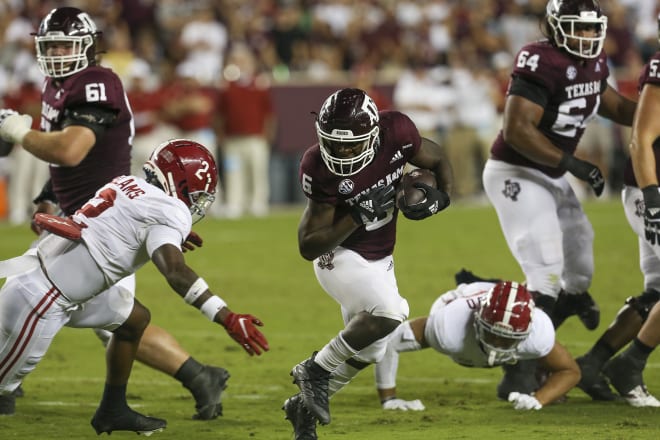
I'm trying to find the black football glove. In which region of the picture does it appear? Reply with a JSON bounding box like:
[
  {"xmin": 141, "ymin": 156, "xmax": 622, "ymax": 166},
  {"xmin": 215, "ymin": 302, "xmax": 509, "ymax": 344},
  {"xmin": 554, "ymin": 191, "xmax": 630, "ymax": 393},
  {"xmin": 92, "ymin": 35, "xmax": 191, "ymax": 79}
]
[
  {"xmin": 642, "ymin": 185, "xmax": 660, "ymax": 245},
  {"xmin": 351, "ymin": 184, "xmax": 396, "ymax": 224},
  {"xmin": 558, "ymin": 153, "xmax": 604, "ymax": 197},
  {"xmin": 399, "ymin": 183, "xmax": 450, "ymax": 220}
]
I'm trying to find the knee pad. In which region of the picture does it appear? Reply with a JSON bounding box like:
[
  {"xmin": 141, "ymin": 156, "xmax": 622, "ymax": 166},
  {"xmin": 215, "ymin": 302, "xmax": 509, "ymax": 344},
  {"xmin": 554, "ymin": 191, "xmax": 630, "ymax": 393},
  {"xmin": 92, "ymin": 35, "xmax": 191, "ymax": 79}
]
[{"xmin": 625, "ymin": 289, "xmax": 660, "ymax": 322}]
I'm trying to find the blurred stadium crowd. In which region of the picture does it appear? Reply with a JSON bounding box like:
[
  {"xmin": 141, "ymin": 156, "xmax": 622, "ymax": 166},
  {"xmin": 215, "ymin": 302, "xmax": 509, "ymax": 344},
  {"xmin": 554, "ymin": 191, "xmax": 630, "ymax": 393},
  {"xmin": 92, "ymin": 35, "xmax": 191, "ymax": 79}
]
[{"xmin": 0, "ymin": 0, "xmax": 658, "ymax": 223}]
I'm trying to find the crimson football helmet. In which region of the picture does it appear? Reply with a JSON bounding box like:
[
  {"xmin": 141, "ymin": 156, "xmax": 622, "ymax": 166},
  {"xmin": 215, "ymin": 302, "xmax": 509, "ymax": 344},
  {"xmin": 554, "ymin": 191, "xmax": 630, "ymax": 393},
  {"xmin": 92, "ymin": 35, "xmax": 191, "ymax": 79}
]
[
  {"xmin": 474, "ymin": 281, "xmax": 534, "ymax": 366},
  {"xmin": 143, "ymin": 139, "xmax": 218, "ymax": 224},
  {"xmin": 546, "ymin": 0, "xmax": 607, "ymax": 59},
  {"xmin": 316, "ymin": 88, "xmax": 380, "ymax": 176},
  {"xmin": 34, "ymin": 7, "xmax": 101, "ymax": 78}
]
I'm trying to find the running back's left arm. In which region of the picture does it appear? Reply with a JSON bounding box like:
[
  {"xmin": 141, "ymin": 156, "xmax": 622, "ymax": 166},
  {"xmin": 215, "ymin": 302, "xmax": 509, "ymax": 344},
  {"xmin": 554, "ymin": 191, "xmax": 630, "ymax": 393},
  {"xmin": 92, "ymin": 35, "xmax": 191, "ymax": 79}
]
[{"xmin": 409, "ymin": 137, "xmax": 453, "ymax": 196}]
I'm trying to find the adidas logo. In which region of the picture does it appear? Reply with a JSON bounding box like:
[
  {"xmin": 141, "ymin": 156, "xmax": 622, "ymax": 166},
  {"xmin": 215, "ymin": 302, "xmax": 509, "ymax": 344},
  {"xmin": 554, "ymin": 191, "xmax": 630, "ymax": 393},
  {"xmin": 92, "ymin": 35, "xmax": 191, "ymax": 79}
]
[{"xmin": 390, "ymin": 150, "xmax": 403, "ymax": 163}]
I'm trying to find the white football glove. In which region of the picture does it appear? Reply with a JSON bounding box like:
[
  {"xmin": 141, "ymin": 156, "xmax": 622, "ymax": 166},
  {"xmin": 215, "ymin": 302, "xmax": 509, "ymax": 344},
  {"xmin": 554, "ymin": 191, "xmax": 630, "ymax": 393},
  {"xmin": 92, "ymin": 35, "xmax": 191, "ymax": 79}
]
[
  {"xmin": 508, "ymin": 392, "xmax": 542, "ymax": 410},
  {"xmin": 382, "ymin": 398, "xmax": 426, "ymax": 411},
  {"xmin": 0, "ymin": 109, "xmax": 32, "ymax": 145}
]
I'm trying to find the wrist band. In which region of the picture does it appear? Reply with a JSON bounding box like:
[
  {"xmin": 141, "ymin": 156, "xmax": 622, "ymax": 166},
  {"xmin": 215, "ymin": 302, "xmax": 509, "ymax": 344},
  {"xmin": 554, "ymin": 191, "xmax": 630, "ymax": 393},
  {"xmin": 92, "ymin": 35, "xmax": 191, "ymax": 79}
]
[
  {"xmin": 200, "ymin": 295, "xmax": 227, "ymax": 321},
  {"xmin": 183, "ymin": 278, "xmax": 209, "ymax": 304}
]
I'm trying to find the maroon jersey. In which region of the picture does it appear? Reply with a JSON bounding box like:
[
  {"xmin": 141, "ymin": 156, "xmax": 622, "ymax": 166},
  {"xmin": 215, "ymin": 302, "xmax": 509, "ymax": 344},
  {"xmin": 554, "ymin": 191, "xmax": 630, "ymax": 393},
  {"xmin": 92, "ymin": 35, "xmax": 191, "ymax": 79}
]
[
  {"xmin": 299, "ymin": 110, "xmax": 421, "ymax": 260},
  {"xmin": 623, "ymin": 50, "xmax": 660, "ymax": 188},
  {"xmin": 491, "ymin": 40, "xmax": 609, "ymax": 178},
  {"xmin": 41, "ymin": 65, "xmax": 133, "ymax": 215}
]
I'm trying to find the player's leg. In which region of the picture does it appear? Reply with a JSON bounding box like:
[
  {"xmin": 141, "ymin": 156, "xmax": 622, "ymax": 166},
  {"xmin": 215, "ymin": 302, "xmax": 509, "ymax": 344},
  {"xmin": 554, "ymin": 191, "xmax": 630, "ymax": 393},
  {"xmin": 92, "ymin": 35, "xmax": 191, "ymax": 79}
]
[
  {"xmin": 91, "ymin": 276, "xmax": 230, "ymax": 420},
  {"xmin": 483, "ymin": 161, "xmax": 564, "ymax": 398},
  {"xmin": 577, "ymin": 187, "xmax": 660, "ymax": 400},
  {"xmin": 288, "ymin": 250, "xmax": 407, "ymax": 426},
  {"xmin": 553, "ymin": 188, "xmax": 599, "ymax": 330},
  {"xmin": 0, "ymin": 270, "xmax": 69, "ymax": 415},
  {"xmin": 602, "ymin": 302, "xmax": 660, "ymax": 407},
  {"xmin": 89, "ymin": 299, "xmax": 167, "ymax": 435}
]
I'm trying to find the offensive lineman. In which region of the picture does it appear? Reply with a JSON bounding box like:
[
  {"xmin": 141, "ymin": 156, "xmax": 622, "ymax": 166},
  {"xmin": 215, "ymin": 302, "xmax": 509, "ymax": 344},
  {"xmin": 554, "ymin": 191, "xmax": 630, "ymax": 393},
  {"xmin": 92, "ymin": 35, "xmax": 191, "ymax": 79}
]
[
  {"xmin": 375, "ymin": 281, "xmax": 580, "ymax": 411},
  {"xmin": 481, "ymin": 0, "xmax": 636, "ymax": 398}
]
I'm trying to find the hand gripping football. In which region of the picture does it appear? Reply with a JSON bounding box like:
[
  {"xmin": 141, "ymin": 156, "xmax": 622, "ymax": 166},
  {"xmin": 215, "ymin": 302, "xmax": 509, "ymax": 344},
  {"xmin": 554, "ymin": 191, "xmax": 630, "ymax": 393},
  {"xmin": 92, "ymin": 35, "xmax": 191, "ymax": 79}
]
[{"xmin": 396, "ymin": 168, "xmax": 438, "ymax": 208}]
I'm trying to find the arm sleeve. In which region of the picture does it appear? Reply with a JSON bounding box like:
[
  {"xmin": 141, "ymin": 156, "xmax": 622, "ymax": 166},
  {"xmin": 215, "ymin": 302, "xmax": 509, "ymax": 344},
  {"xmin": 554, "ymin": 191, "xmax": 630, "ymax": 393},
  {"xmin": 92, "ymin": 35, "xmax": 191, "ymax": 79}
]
[
  {"xmin": 508, "ymin": 75, "xmax": 549, "ymax": 108},
  {"xmin": 61, "ymin": 105, "xmax": 118, "ymax": 139}
]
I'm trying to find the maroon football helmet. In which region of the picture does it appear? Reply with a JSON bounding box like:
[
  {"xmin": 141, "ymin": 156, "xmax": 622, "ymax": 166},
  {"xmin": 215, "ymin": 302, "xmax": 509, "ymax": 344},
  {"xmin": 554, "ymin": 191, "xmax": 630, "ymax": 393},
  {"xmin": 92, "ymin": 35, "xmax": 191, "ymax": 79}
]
[
  {"xmin": 143, "ymin": 139, "xmax": 218, "ymax": 223},
  {"xmin": 474, "ymin": 281, "xmax": 534, "ymax": 366},
  {"xmin": 34, "ymin": 7, "xmax": 101, "ymax": 78},
  {"xmin": 546, "ymin": 0, "xmax": 607, "ymax": 59},
  {"xmin": 316, "ymin": 88, "xmax": 380, "ymax": 176}
]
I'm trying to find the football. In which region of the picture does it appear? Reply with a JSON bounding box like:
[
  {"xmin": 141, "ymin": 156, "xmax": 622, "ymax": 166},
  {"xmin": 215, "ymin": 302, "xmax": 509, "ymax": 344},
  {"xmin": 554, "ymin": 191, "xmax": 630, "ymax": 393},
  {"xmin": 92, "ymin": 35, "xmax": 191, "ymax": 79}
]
[{"xmin": 396, "ymin": 168, "xmax": 437, "ymax": 208}]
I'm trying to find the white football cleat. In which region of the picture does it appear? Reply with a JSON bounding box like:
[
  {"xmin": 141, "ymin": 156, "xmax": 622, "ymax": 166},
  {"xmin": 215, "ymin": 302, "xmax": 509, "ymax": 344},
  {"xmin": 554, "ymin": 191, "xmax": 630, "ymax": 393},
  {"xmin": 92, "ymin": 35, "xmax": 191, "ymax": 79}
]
[{"xmin": 622, "ymin": 385, "xmax": 660, "ymax": 408}]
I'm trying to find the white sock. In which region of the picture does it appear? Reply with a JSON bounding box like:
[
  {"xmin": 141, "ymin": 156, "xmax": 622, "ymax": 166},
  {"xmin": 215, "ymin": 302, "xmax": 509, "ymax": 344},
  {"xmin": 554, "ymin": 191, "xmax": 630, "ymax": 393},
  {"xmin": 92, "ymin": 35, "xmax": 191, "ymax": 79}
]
[
  {"xmin": 328, "ymin": 362, "xmax": 361, "ymax": 397},
  {"xmin": 314, "ymin": 333, "xmax": 358, "ymax": 373}
]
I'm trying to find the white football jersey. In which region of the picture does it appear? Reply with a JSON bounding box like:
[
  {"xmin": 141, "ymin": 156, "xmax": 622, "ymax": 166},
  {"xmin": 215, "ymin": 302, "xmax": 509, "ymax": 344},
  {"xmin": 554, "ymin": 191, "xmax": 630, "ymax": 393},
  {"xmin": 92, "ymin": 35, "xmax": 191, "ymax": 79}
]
[
  {"xmin": 40, "ymin": 175, "xmax": 191, "ymax": 302},
  {"xmin": 424, "ymin": 282, "xmax": 555, "ymax": 368}
]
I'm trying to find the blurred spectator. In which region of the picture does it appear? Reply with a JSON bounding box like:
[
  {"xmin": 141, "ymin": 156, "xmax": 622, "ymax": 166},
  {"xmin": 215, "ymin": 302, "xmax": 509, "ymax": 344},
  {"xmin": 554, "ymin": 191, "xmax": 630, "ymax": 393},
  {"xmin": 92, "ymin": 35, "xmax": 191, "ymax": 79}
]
[
  {"xmin": 159, "ymin": 60, "xmax": 221, "ymax": 213},
  {"xmin": 124, "ymin": 59, "xmax": 179, "ymax": 176},
  {"xmin": 392, "ymin": 56, "xmax": 455, "ymax": 146},
  {"xmin": 217, "ymin": 44, "xmax": 276, "ymax": 219},
  {"xmin": 444, "ymin": 47, "xmax": 499, "ymax": 200},
  {"xmin": 176, "ymin": 3, "xmax": 228, "ymax": 86},
  {"xmin": 351, "ymin": 62, "xmax": 392, "ymax": 111}
]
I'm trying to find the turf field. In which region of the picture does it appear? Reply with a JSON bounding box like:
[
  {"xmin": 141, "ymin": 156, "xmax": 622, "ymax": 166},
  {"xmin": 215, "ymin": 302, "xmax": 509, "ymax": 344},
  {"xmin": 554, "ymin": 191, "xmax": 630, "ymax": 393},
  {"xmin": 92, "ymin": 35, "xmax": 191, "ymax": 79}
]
[{"xmin": 1, "ymin": 199, "xmax": 658, "ymax": 439}]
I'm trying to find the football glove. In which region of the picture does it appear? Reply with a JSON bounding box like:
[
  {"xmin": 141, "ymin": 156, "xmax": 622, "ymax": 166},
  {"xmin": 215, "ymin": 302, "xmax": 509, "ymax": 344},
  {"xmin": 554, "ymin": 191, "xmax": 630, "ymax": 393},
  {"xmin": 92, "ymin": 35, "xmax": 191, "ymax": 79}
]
[
  {"xmin": 399, "ymin": 183, "xmax": 450, "ymax": 220},
  {"xmin": 351, "ymin": 184, "xmax": 396, "ymax": 224},
  {"xmin": 508, "ymin": 392, "xmax": 542, "ymax": 410},
  {"xmin": 558, "ymin": 153, "xmax": 604, "ymax": 197},
  {"xmin": 382, "ymin": 398, "xmax": 426, "ymax": 411},
  {"xmin": 222, "ymin": 312, "xmax": 269, "ymax": 356},
  {"xmin": 0, "ymin": 109, "xmax": 32, "ymax": 145},
  {"xmin": 642, "ymin": 185, "xmax": 660, "ymax": 245},
  {"xmin": 182, "ymin": 231, "xmax": 203, "ymax": 252}
]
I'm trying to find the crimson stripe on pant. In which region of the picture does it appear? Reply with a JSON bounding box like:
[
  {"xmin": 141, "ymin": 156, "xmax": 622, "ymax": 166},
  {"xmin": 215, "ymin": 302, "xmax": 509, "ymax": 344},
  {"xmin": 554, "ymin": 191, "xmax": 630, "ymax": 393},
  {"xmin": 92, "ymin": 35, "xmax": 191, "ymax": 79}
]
[{"xmin": 0, "ymin": 287, "xmax": 61, "ymax": 383}]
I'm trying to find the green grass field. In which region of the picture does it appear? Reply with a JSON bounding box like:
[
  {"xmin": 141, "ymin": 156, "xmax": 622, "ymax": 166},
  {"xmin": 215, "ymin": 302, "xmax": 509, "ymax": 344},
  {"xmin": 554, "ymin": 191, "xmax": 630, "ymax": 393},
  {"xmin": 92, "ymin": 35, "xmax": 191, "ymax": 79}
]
[{"xmin": 1, "ymin": 199, "xmax": 658, "ymax": 439}]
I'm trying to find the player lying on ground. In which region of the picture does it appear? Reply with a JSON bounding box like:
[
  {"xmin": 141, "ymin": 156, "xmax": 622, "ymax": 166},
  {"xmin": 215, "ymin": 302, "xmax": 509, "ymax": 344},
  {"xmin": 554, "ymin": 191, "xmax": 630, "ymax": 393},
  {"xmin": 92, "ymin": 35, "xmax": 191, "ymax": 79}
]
[{"xmin": 374, "ymin": 279, "xmax": 580, "ymax": 411}]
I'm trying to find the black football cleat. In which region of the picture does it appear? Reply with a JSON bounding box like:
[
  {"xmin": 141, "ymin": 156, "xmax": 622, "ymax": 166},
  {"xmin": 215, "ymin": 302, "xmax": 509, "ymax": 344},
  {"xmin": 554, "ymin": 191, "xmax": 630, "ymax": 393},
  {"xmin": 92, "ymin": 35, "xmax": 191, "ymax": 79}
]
[
  {"xmin": 290, "ymin": 352, "xmax": 331, "ymax": 425},
  {"xmin": 603, "ymin": 355, "xmax": 660, "ymax": 407},
  {"xmin": 90, "ymin": 408, "xmax": 166, "ymax": 436},
  {"xmin": 186, "ymin": 365, "xmax": 230, "ymax": 420},
  {"xmin": 454, "ymin": 268, "xmax": 502, "ymax": 286},
  {"xmin": 283, "ymin": 393, "xmax": 318, "ymax": 440},
  {"xmin": 552, "ymin": 291, "xmax": 600, "ymax": 330},
  {"xmin": 575, "ymin": 355, "xmax": 619, "ymax": 401},
  {"xmin": 0, "ymin": 393, "xmax": 15, "ymax": 415},
  {"xmin": 496, "ymin": 360, "xmax": 539, "ymax": 400}
]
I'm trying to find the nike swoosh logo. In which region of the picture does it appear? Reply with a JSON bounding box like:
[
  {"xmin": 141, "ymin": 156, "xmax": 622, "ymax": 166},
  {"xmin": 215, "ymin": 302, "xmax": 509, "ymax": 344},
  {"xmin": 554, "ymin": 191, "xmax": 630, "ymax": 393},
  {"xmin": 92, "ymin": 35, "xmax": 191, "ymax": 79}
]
[
  {"xmin": 649, "ymin": 208, "xmax": 660, "ymax": 216},
  {"xmin": 238, "ymin": 317, "xmax": 249, "ymax": 336}
]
